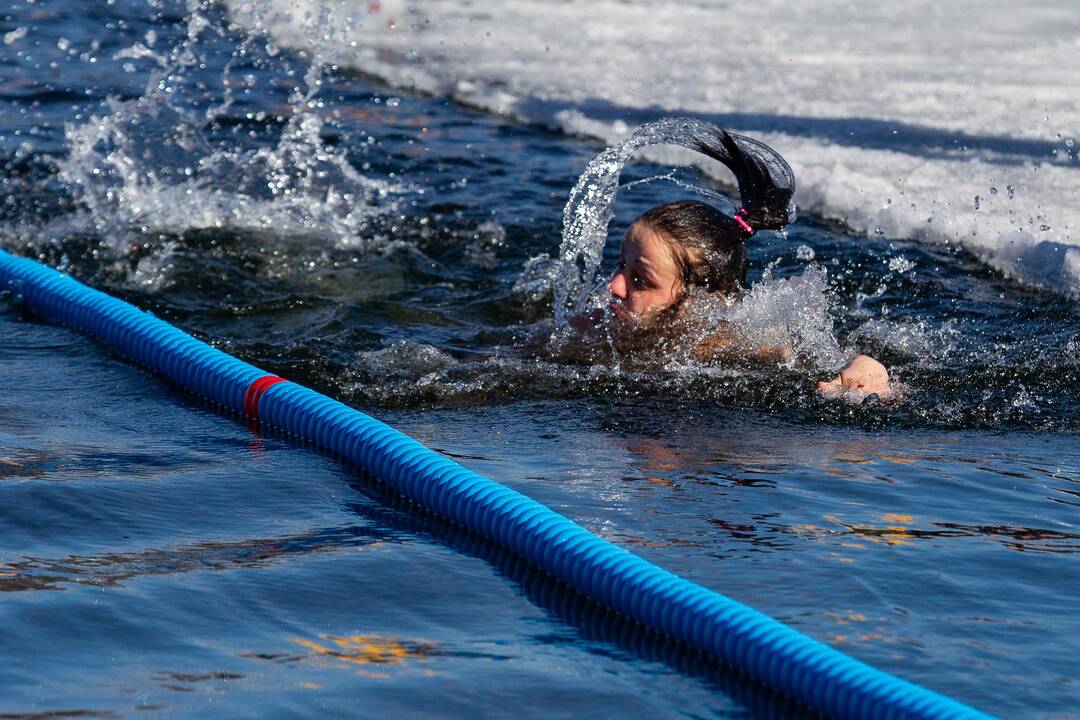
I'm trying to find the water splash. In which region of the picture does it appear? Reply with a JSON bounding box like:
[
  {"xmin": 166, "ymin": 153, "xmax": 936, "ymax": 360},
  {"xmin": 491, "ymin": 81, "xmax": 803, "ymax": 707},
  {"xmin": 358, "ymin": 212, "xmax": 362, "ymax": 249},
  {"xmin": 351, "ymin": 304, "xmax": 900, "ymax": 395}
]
[
  {"xmin": 52, "ymin": 1, "xmax": 397, "ymax": 275},
  {"xmin": 717, "ymin": 265, "xmax": 847, "ymax": 370},
  {"xmin": 230, "ymin": 0, "xmax": 1080, "ymax": 300}
]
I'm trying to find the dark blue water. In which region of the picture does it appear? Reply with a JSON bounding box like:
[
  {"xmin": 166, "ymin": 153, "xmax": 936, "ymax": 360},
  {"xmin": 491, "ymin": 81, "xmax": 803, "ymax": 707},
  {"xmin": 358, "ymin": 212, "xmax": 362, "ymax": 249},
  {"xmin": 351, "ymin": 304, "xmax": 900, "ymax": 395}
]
[{"xmin": 1, "ymin": 1, "xmax": 1078, "ymax": 717}]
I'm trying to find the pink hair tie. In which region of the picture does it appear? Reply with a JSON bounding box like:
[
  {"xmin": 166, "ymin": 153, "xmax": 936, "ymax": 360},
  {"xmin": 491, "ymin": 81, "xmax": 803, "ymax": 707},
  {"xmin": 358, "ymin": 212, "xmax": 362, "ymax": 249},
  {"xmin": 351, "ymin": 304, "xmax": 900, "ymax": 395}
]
[{"xmin": 733, "ymin": 208, "xmax": 753, "ymax": 234}]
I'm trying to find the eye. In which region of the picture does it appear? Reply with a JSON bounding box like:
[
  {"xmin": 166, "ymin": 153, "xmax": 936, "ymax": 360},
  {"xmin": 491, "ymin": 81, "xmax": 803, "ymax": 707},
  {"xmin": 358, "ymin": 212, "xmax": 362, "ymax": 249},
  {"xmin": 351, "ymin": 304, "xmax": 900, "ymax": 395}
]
[{"xmin": 632, "ymin": 274, "xmax": 648, "ymax": 289}]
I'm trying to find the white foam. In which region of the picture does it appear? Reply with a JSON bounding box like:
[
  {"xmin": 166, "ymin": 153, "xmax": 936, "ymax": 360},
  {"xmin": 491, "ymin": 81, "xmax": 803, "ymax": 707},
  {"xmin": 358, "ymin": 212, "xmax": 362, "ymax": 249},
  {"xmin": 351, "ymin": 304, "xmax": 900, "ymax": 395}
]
[
  {"xmin": 227, "ymin": 0, "xmax": 1080, "ymax": 297},
  {"xmin": 850, "ymin": 318, "xmax": 961, "ymax": 367}
]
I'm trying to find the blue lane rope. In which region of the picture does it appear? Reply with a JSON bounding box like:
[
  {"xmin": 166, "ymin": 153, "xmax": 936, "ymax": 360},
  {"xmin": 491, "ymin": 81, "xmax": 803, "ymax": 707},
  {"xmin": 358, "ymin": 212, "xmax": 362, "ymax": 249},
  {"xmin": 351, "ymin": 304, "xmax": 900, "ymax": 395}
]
[{"xmin": 0, "ymin": 248, "xmax": 992, "ymax": 720}]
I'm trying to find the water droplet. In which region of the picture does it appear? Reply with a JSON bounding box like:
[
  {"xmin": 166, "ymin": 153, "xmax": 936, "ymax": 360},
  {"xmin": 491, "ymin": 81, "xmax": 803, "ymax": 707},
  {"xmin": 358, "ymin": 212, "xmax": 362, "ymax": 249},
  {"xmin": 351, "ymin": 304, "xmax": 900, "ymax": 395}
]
[
  {"xmin": 989, "ymin": 186, "xmax": 998, "ymax": 195},
  {"xmin": 973, "ymin": 195, "xmax": 980, "ymax": 210},
  {"xmin": 888, "ymin": 256, "xmax": 916, "ymax": 273},
  {"xmin": 3, "ymin": 27, "xmax": 28, "ymax": 45}
]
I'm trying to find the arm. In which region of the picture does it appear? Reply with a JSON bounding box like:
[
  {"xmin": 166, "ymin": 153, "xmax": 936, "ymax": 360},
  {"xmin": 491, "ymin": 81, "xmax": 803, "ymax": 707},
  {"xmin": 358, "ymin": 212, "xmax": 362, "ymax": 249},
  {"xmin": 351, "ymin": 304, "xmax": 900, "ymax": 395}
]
[{"xmin": 692, "ymin": 327, "xmax": 792, "ymax": 365}]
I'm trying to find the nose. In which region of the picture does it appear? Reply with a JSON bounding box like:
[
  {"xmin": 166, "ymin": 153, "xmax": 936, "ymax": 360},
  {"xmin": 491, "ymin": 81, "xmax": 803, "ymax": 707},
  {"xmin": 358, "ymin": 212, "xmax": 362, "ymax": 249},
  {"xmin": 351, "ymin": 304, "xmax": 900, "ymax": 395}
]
[{"xmin": 609, "ymin": 271, "xmax": 627, "ymax": 299}]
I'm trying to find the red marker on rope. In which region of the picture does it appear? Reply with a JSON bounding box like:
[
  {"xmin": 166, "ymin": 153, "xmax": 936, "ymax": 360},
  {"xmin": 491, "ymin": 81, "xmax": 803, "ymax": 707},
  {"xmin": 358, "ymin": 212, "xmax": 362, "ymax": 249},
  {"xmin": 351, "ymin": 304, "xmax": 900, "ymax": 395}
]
[{"xmin": 243, "ymin": 375, "xmax": 287, "ymax": 420}]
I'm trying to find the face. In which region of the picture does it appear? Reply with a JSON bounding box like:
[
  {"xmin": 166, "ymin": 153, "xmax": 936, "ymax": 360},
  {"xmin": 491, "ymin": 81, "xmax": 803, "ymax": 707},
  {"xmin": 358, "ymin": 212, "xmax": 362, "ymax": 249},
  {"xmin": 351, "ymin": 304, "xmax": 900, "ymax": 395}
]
[{"xmin": 608, "ymin": 221, "xmax": 683, "ymax": 323}]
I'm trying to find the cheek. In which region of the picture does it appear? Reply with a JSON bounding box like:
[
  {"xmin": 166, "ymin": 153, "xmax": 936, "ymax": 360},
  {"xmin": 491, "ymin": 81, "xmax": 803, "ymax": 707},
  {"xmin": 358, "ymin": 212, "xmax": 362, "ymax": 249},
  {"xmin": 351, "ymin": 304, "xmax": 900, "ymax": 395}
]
[
  {"xmin": 650, "ymin": 278, "xmax": 681, "ymax": 303},
  {"xmin": 661, "ymin": 283, "xmax": 681, "ymax": 306},
  {"xmin": 632, "ymin": 287, "xmax": 672, "ymax": 314}
]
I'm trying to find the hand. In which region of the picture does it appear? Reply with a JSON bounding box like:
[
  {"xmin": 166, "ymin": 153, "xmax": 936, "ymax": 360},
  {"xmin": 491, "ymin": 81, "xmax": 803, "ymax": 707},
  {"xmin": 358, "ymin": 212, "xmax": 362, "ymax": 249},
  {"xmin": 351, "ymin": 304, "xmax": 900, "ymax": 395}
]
[{"xmin": 817, "ymin": 354, "xmax": 891, "ymax": 398}]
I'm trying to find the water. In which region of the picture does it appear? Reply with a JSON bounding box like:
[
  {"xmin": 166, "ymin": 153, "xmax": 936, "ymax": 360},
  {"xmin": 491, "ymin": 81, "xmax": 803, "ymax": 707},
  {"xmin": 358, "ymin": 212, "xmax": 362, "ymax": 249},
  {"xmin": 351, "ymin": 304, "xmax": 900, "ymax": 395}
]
[
  {"xmin": 233, "ymin": 0, "xmax": 1080, "ymax": 297},
  {"xmin": 1, "ymin": 1, "xmax": 1078, "ymax": 717}
]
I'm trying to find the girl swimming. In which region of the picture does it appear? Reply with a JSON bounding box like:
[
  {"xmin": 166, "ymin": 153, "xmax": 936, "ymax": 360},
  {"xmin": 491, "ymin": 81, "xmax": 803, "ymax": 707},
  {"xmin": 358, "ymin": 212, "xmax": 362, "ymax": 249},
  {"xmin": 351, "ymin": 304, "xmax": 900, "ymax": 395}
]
[{"xmin": 593, "ymin": 127, "xmax": 891, "ymax": 398}]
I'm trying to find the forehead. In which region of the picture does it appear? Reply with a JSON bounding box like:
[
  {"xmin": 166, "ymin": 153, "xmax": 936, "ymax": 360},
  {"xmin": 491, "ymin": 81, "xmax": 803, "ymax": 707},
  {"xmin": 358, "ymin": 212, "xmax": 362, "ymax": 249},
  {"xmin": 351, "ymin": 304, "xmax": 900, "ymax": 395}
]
[{"xmin": 623, "ymin": 221, "xmax": 678, "ymax": 269}]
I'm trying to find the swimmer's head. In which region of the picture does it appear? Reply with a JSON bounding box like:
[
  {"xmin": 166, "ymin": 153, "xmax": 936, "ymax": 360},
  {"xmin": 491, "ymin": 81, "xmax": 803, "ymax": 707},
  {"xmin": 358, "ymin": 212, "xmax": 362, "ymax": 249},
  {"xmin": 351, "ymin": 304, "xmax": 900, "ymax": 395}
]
[
  {"xmin": 638, "ymin": 200, "xmax": 749, "ymax": 295},
  {"xmin": 608, "ymin": 200, "xmax": 748, "ymax": 324},
  {"xmin": 607, "ymin": 126, "xmax": 795, "ymax": 327}
]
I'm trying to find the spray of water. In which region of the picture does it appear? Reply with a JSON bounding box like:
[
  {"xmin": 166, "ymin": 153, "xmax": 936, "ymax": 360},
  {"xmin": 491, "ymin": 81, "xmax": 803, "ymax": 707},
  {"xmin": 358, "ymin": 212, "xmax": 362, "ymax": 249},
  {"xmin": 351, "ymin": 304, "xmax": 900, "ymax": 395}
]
[{"xmin": 53, "ymin": 0, "xmax": 396, "ymax": 273}]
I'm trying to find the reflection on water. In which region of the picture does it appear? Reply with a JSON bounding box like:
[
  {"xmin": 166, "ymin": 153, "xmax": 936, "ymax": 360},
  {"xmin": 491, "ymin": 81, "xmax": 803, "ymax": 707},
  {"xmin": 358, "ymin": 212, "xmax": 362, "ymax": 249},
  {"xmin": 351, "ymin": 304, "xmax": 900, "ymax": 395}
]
[
  {"xmin": 285, "ymin": 634, "xmax": 437, "ymax": 679},
  {"xmin": 0, "ymin": 526, "xmax": 388, "ymax": 592},
  {"xmin": 0, "ymin": 310, "xmax": 1077, "ymax": 717},
  {"xmin": 153, "ymin": 670, "xmax": 245, "ymax": 694},
  {"xmin": 325, "ymin": 474, "xmax": 816, "ymax": 720},
  {"xmin": 0, "ymin": 712, "xmax": 121, "ymax": 719},
  {"xmin": 788, "ymin": 514, "xmax": 1080, "ymax": 553},
  {"xmin": 0, "ymin": 445, "xmax": 213, "ymax": 482}
]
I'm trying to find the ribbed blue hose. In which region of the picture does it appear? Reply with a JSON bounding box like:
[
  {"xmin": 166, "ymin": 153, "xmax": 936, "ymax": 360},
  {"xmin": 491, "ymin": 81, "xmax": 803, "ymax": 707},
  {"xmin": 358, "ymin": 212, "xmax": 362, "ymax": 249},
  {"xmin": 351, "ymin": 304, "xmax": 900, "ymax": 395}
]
[{"xmin": 0, "ymin": 248, "xmax": 992, "ymax": 720}]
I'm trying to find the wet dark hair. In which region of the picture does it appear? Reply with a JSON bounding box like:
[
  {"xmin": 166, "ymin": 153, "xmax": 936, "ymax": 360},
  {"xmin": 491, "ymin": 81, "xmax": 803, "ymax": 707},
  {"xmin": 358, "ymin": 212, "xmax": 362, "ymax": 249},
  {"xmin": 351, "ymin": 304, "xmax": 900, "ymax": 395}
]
[
  {"xmin": 635, "ymin": 199, "xmax": 747, "ymax": 295},
  {"xmin": 637, "ymin": 128, "xmax": 795, "ymax": 298},
  {"xmin": 638, "ymin": 200, "xmax": 748, "ymax": 296}
]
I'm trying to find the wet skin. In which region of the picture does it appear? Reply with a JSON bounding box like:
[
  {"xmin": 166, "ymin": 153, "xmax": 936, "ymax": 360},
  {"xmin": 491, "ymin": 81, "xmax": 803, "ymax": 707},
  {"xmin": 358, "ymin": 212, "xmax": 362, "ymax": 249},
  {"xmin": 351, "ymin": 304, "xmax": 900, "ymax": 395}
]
[
  {"xmin": 816, "ymin": 354, "xmax": 891, "ymax": 398},
  {"xmin": 608, "ymin": 221, "xmax": 684, "ymax": 323}
]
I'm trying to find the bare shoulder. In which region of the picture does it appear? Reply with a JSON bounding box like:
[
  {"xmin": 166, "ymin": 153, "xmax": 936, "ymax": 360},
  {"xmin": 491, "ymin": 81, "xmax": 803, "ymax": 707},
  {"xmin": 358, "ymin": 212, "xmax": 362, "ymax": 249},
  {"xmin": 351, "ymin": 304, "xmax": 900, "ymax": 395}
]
[{"xmin": 691, "ymin": 327, "xmax": 791, "ymax": 365}]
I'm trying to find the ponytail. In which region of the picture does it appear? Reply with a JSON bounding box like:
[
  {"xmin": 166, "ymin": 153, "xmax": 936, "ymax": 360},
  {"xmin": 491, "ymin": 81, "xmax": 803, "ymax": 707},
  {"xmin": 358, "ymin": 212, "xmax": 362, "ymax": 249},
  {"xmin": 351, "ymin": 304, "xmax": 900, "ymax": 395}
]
[{"xmin": 690, "ymin": 128, "xmax": 796, "ymax": 233}]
